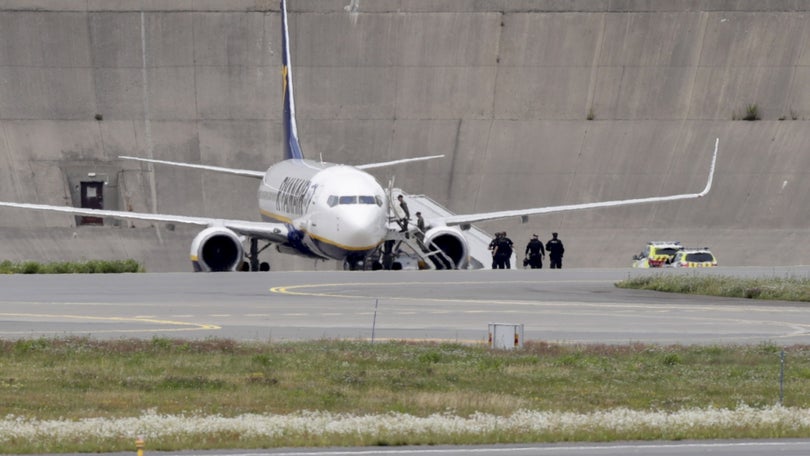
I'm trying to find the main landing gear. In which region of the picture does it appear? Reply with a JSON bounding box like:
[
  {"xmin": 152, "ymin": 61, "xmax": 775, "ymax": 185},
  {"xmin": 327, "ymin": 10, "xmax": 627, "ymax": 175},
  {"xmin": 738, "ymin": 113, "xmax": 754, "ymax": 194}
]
[{"xmin": 240, "ymin": 237, "xmax": 271, "ymax": 271}]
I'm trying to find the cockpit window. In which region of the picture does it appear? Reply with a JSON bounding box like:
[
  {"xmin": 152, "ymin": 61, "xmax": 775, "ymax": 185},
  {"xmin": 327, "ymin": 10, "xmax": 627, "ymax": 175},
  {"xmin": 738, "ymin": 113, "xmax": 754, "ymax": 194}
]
[{"xmin": 330, "ymin": 195, "xmax": 384, "ymax": 206}]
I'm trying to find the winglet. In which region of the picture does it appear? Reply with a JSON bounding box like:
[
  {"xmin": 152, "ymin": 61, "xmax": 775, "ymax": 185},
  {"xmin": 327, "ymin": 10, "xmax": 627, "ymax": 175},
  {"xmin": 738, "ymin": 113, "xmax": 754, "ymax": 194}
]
[
  {"xmin": 698, "ymin": 137, "xmax": 719, "ymax": 197},
  {"xmin": 281, "ymin": 0, "xmax": 304, "ymax": 160}
]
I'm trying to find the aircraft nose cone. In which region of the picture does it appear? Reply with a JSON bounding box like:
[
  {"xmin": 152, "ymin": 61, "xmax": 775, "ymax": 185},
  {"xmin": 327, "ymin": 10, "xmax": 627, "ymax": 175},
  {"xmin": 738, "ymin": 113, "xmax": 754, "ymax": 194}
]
[{"xmin": 338, "ymin": 207, "xmax": 387, "ymax": 248}]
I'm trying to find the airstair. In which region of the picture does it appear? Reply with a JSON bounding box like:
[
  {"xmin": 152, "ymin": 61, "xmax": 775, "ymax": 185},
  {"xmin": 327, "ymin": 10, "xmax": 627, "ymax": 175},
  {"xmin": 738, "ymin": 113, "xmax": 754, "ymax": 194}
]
[{"xmin": 373, "ymin": 188, "xmax": 498, "ymax": 270}]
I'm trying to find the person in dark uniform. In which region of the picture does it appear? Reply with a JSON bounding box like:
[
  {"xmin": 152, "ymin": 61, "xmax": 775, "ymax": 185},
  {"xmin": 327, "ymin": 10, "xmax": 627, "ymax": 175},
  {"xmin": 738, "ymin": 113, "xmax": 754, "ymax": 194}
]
[
  {"xmin": 524, "ymin": 234, "xmax": 545, "ymax": 269},
  {"xmin": 546, "ymin": 232, "xmax": 565, "ymax": 269},
  {"xmin": 496, "ymin": 232, "xmax": 514, "ymax": 269},
  {"xmin": 489, "ymin": 232, "xmax": 501, "ymax": 269},
  {"xmin": 415, "ymin": 211, "xmax": 425, "ymax": 233},
  {"xmin": 414, "ymin": 211, "xmax": 426, "ymax": 246},
  {"xmin": 396, "ymin": 194, "xmax": 410, "ymax": 232}
]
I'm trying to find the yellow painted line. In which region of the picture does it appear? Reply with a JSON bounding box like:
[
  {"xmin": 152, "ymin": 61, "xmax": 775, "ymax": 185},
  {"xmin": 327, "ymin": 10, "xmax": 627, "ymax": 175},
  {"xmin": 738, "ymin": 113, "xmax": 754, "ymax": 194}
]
[
  {"xmin": 269, "ymin": 281, "xmax": 810, "ymax": 315},
  {"xmin": 269, "ymin": 280, "xmax": 616, "ymax": 307},
  {"xmin": 272, "ymin": 279, "xmax": 614, "ymax": 294},
  {"xmin": 0, "ymin": 313, "xmax": 220, "ymax": 334}
]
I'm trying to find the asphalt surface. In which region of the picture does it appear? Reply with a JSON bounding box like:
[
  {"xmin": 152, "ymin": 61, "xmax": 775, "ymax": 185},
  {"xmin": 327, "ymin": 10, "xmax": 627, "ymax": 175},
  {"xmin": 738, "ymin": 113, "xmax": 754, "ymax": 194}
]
[{"xmin": 1, "ymin": 267, "xmax": 809, "ymax": 344}]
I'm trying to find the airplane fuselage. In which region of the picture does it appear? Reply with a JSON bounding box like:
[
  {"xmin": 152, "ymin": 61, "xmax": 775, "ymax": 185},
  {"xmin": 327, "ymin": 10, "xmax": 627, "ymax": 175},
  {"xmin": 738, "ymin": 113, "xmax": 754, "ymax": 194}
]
[{"xmin": 258, "ymin": 159, "xmax": 389, "ymax": 261}]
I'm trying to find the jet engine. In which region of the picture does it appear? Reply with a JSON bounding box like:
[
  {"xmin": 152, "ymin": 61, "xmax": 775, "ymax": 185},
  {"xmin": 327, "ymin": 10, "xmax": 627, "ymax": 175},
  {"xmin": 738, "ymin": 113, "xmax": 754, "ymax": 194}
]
[
  {"xmin": 422, "ymin": 226, "xmax": 469, "ymax": 269},
  {"xmin": 190, "ymin": 227, "xmax": 244, "ymax": 272}
]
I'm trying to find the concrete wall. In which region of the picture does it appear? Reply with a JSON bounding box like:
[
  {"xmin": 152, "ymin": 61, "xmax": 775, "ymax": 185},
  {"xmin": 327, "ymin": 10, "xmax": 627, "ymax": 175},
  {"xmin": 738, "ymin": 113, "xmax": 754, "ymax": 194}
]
[{"xmin": 1, "ymin": 0, "xmax": 810, "ymax": 270}]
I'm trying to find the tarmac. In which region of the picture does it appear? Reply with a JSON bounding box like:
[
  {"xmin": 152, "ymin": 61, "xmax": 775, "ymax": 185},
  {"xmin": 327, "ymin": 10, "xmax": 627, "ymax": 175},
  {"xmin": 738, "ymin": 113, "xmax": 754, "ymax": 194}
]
[{"xmin": 1, "ymin": 1, "xmax": 809, "ymax": 271}]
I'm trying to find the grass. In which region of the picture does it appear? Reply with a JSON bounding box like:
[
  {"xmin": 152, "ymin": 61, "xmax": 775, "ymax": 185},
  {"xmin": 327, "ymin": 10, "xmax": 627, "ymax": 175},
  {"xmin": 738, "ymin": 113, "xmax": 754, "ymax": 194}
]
[
  {"xmin": 616, "ymin": 274, "xmax": 810, "ymax": 301},
  {"xmin": 2, "ymin": 337, "xmax": 810, "ymax": 452},
  {"xmin": 0, "ymin": 259, "xmax": 144, "ymax": 274},
  {"xmin": 733, "ymin": 103, "xmax": 760, "ymax": 121},
  {"xmin": 743, "ymin": 103, "xmax": 760, "ymax": 120}
]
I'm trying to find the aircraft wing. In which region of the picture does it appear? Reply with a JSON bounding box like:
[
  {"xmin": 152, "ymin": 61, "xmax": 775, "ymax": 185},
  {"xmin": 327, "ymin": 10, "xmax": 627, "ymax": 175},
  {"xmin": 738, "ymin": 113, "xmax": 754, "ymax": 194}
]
[
  {"xmin": 355, "ymin": 155, "xmax": 444, "ymax": 170},
  {"xmin": 119, "ymin": 156, "xmax": 266, "ymax": 179},
  {"xmin": 435, "ymin": 138, "xmax": 719, "ymax": 227},
  {"xmin": 0, "ymin": 201, "xmax": 291, "ymax": 243},
  {"xmin": 119, "ymin": 154, "xmax": 445, "ymax": 175}
]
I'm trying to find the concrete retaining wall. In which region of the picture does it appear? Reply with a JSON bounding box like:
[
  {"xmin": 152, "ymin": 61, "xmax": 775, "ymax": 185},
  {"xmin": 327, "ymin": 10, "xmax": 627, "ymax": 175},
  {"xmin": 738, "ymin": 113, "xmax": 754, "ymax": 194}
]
[{"xmin": 1, "ymin": 1, "xmax": 809, "ymax": 270}]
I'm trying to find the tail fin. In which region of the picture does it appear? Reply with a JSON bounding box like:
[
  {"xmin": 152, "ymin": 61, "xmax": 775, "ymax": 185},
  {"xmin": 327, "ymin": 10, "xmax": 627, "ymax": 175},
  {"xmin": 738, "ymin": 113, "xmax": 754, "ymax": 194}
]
[{"xmin": 281, "ymin": 0, "xmax": 304, "ymax": 160}]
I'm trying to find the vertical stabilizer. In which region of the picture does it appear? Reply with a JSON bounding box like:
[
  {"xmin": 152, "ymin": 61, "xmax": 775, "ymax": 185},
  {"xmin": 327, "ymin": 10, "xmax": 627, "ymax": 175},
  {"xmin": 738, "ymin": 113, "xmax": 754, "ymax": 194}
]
[{"xmin": 281, "ymin": 0, "xmax": 304, "ymax": 160}]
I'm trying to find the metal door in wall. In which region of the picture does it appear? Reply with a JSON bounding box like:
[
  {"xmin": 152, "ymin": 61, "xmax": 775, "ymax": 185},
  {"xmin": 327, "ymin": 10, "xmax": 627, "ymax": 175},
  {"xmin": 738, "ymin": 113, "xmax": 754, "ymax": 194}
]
[{"xmin": 80, "ymin": 181, "xmax": 104, "ymax": 225}]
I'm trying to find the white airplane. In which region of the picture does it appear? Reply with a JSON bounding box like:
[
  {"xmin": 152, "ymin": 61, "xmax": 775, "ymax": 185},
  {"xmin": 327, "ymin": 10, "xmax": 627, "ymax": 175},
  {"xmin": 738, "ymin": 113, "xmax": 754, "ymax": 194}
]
[{"xmin": 0, "ymin": 0, "xmax": 719, "ymax": 272}]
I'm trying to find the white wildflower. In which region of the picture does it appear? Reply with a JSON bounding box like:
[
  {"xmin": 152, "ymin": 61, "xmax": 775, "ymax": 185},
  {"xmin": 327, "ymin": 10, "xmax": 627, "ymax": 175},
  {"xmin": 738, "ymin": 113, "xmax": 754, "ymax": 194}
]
[{"xmin": 3, "ymin": 406, "xmax": 810, "ymax": 445}]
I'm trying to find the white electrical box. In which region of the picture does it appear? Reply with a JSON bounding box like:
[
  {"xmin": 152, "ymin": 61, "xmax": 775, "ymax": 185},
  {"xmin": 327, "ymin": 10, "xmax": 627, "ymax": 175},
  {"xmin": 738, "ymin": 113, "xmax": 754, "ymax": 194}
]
[{"xmin": 488, "ymin": 323, "xmax": 524, "ymax": 349}]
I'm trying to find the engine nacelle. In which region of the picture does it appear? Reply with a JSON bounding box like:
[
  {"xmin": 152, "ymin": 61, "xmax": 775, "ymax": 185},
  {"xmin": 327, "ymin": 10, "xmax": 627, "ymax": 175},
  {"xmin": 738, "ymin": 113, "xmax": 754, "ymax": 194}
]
[
  {"xmin": 422, "ymin": 226, "xmax": 469, "ymax": 269},
  {"xmin": 190, "ymin": 227, "xmax": 244, "ymax": 272}
]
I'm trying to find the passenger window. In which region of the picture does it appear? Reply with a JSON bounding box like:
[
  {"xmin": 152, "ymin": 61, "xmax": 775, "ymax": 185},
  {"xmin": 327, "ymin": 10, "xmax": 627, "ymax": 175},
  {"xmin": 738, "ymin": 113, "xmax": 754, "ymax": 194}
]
[{"xmin": 339, "ymin": 196, "xmax": 357, "ymax": 205}]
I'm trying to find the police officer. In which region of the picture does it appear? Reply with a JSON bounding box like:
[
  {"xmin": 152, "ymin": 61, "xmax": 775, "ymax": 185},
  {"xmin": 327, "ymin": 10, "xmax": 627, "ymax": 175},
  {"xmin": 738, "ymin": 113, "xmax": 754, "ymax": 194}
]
[
  {"xmin": 489, "ymin": 232, "xmax": 501, "ymax": 269},
  {"xmin": 496, "ymin": 232, "xmax": 514, "ymax": 269},
  {"xmin": 524, "ymin": 234, "xmax": 545, "ymax": 269},
  {"xmin": 546, "ymin": 232, "xmax": 565, "ymax": 269}
]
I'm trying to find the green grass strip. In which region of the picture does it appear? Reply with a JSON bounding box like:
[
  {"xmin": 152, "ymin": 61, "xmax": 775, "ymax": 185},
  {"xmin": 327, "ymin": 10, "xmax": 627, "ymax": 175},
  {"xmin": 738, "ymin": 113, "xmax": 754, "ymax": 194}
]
[
  {"xmin": 1, "ymin": 337, "xmax": 810, "ymax": 452},
  {"xmin": 616, "ymin": 274, "xmax": 810, "ymax": 301},
  {"xmin": 0, "ymin": 259, "xmax": 144, "ymax": 274}
]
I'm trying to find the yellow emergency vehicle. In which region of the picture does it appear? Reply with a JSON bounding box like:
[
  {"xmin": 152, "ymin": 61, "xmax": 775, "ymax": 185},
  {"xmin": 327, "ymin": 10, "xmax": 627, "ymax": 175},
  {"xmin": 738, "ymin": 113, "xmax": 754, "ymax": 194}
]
[
  {"xmin": 670, "ymin": 248, "xmax": 718, "ymax": 268},
  {"xmin": 632, "ymin": 241, "xmax": 683, "ymax": 268}
]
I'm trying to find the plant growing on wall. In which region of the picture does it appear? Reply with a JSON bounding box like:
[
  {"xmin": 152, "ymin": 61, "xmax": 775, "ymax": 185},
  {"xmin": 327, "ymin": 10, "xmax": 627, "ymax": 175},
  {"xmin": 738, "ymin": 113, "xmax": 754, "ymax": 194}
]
[
  {"xmin": 743, "ymin": 103, "xmax": 760, "ymax": 121},
  {"xmin": 732, "ymin": 103, "xmax": 760, "ymax": 121}
]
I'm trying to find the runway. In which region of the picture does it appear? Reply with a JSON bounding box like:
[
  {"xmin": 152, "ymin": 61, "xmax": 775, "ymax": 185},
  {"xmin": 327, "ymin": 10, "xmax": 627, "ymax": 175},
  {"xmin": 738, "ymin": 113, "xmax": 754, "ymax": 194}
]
[{"xmin": 1, "ymin": 267, "xmax": 810, "ymax": 344}]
